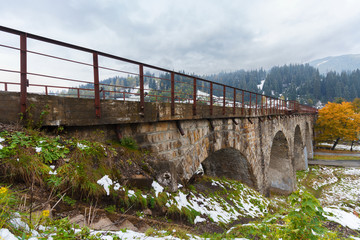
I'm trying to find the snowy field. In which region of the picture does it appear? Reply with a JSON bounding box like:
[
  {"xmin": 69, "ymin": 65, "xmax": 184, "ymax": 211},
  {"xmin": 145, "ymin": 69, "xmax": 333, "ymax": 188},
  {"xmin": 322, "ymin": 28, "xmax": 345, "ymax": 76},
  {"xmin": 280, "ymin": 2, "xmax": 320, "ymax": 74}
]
[
  {"xmin": 318, "ymin": 142, "xmax": 360, "ymax": 151},
  {"xmin": 300, "ymin": 166, "xmax": 360, "ymax": 231}
]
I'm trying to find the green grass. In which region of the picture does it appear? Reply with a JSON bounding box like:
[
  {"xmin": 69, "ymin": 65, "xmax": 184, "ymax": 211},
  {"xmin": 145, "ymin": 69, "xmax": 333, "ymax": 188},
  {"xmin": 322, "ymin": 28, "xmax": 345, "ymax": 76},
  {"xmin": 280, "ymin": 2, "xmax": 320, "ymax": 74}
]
[{"xmin": 313, "ymin": 155, "xmax": 360, "ymax": 160}]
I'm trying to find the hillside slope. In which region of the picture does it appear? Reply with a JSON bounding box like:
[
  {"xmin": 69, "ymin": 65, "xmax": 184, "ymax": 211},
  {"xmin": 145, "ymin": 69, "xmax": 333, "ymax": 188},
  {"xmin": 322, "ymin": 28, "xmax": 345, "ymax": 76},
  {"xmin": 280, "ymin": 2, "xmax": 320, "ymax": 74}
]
[{"xmin": 308, "ymin": 54, "xmax": 360, "ymax": 74}]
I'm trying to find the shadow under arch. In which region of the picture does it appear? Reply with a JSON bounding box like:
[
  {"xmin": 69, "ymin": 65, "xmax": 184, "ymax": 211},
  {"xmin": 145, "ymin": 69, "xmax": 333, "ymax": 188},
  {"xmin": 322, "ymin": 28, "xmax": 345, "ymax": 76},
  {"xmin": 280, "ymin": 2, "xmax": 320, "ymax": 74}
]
[
  {"xmin": 268, "ymin": 131, "xmax": 294, "ymax": 194},
  {"xmin": 201, "ymin": 148, "xmax": 256, "ymax": 188},
  {"xmin": 293, "ymin": 125, "xmax": 306, "ymax": 170}
]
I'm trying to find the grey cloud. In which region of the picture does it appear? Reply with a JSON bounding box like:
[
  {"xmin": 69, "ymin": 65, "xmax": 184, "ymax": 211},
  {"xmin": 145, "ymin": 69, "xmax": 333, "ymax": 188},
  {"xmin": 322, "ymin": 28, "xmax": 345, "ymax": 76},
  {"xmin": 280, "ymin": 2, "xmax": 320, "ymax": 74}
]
[{"xmin": 1, "ymin": 0, "xmax": 360, "ymax": 75}]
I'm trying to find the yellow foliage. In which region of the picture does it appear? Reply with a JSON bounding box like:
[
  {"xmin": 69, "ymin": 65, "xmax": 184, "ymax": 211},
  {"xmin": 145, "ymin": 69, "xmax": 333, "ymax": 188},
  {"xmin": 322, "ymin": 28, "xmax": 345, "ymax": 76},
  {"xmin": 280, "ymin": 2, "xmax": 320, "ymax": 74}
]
[
  {"xmin": 353, "ymin": 98, "xmax": 360, "ymax": 113},
  {"xmin": 0, "ymin": 187, "xmax": 7, "ymax": 195},
  {"xmin": 316, "ymin": 101, "xmax": 360, "ymax": 143},
  {"xmin": 41, "ymin": 210, "xmax": 50, "ymax": 218}
]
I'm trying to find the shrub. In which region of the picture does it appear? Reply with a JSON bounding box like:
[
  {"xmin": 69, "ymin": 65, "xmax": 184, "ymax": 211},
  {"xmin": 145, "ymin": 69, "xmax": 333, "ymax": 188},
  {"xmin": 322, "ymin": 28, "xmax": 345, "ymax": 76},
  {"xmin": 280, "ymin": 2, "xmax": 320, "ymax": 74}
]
[
  {"xmin": 0, "ymin": 186, "xmax": 15, "ymax": 229},
  {"xmin": 120, "ymin": 137, "xmax": 138, "ymax": 150}
]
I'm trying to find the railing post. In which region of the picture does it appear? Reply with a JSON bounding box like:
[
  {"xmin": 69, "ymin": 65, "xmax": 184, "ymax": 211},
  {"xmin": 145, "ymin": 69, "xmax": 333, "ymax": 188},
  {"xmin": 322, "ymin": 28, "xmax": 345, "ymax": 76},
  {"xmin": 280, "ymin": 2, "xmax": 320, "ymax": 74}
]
[
  {"xmin": 171, "ymin": 72, "xmax": 175, "ymax": 116},
  {"xmin": 223, "ymin": 85, "xmax": 226, "ymax": 115},
  {"xmin": 210, "ymin": 82, "xmax": 213, "ymax": 115},
  {"xmin": 93, "ymin": 52, "xmax": 101, "ymax": 118},
  {"xmin": 20, "ymin": 33, "xmax": 27, "ymax": 115},
  {"xmin": 139, "ymin": 64, "xmax": 144, "ymax": 114},
  {"xmin": 282, "ymin": 100, "xmax": 285, "ymax": 114},
  {"xmin": 249, "ymin": 92, "xmax": 252, "ymax": 115},
  {"xmin": 45, "ymin": 86, "xmax": 48, "ymax": 95},
  {"xmin": 273, "ymin": 98, "xmax": 275, "ymax": 114},
  {"xmin": 265, "ymin": 96, "xmax": 267, "ymax": 115},
  {"xmin": 241, "ymin": 90, "xmax": 244, "ymax": 115},
  {"xmin": 193, "ymin": 78, "xmax": 197, "ymax": 116},
  {"xmin": 4, "ymin": 83, "xmax": 7, "ymax": 92},
  {"xmin": 255, "ymin": 93, "xmax": 258, "ymax": 115},
  {"xmin": 233, "ymin": 88, "xmax": 236, "ymax": 115}
]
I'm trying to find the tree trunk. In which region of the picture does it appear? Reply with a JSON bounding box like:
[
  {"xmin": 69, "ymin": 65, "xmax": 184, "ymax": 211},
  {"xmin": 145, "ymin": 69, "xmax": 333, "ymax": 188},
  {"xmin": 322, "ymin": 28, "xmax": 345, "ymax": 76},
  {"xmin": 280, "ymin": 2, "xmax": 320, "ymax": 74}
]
[
  {"xmin": 331, "ymin": 138, "xmax": 340, "ymax": 150},
  {"xmin": 351, "ymin": 140, "xmax": 355, "ymax": 151}
]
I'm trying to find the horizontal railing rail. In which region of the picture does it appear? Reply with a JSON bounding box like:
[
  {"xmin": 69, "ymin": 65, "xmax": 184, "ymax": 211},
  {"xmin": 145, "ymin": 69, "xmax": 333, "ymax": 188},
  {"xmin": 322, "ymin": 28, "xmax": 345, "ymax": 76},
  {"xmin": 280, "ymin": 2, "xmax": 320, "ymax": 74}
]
[{"xmin": 0, "ymin": 25, "xmax": 317, "ymax": 120}]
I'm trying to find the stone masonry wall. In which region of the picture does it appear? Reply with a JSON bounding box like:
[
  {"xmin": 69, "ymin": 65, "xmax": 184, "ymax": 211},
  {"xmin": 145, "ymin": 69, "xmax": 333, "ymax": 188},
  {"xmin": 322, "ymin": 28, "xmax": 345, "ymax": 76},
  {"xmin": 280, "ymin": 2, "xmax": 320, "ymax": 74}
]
[{"xmin": 118, "ymin": 114, "xmax": 315, "ymax": 194}]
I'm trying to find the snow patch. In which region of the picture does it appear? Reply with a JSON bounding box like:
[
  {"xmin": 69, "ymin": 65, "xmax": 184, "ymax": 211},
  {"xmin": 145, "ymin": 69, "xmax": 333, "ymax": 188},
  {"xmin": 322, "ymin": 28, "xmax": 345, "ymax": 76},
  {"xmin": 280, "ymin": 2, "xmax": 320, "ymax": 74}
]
[
  {"xmin": 97, "ymin": 175, "xmax": 113, "ymax": 195},
  {"xmin": 316, "ymin": 60, "xmax": 328, "ymax": 67},
  {"xmin": 257, "ymin": 79, "xmax": 265, "ymax": 90},
  {"xmin": 324, "ymin": 207, "xmax": 360, "ymax": 230},
  {"xmin": 113, "ymin": 183, "xmax": 121, "ymax": 191},
  {"xmin": 0, "ymin": 228, "xmax": 18, "ymax": 240},
  {"xmin": 194, "ymin": 216, "xmax": 206, "ymax": 224},
  {"xmin": 77, "ymin": 142, "xmax": 88, "ymax": 150},
  {"xmin": 343, "ymin": 168, "xmax": 360, "ymax": 175},
  {"xmin": 194, "ymin": 164, "xmax": 204, "ymax": 175},
  {"xmin": 128, "ymin": 190, "xmax": 135, "ymax": 197},
  {"xmin": 152, "ymin": 181, "xmax": 163, "ymax": 197},
  {"xmin": 318, "ymin": 143, "xmax": 360, "ymax": 151},
  {"xmin": 49, "ymin": 165, "xmax": 57, "ymax": 175}
]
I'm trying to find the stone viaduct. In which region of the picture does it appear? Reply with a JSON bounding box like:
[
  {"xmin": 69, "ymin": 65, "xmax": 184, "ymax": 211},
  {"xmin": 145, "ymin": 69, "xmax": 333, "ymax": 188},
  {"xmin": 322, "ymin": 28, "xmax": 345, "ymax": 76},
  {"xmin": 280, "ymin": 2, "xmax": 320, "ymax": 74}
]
[
  {"xmin": 0, "ymin": 26, "xmax": 318, "ymax": 195},
  {"xmin": 0, "ymin": 91, "xmax": 316, "ymax": 196}
]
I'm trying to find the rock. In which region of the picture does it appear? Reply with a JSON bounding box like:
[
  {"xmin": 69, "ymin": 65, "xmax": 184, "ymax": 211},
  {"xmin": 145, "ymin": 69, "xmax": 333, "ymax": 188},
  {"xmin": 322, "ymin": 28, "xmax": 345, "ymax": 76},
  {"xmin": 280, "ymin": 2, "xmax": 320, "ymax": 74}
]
[
  {"xmin": 150, "ymin": 160, "xmax": 178, "ymax": 192},
  {"xmin": 91, "ymin": 217, "xmax": 120, "ymax": 231},
  {"xmin": 127, "ymin": 174, "xmax": 153, "ymax": 189},
  {"xmin": 118, "ymin": 219, "xmax": 138, "ymax": 231},
  {"xmin": 143, "ymin": 208, "xmax": 152, "ymax": 216},
  {"xmin": 69, "ymin": 214, "xmax": 86, "ymax": 228},
  {"xmin": 137, "ymin": 222, "xmax": 151, "ymax": 233}
]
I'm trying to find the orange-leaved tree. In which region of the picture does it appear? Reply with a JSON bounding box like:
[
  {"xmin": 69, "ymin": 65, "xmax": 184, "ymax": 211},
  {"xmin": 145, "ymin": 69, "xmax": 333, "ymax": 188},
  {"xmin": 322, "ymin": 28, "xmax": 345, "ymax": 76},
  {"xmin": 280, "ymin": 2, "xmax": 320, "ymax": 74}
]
[{"xmin": 315, "ymin": 101, "xmax": 360, "ymax": 150}]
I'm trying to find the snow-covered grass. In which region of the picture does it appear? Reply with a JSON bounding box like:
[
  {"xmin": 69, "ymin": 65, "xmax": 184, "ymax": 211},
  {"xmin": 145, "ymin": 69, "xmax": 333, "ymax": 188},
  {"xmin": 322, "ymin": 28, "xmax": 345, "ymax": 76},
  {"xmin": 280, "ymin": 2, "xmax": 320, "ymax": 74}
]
[
  {"xmin": 2, "ymin": 166, "xmax": 360, "ymax": 239},
  {"xmin": 95, "ymin": 174, "xmax": 270, "ymax": 225},
  {"xmin": 298, "ymin": 166, "xmax": 360, "ymax": 232},
  {"xmin": 0, "ymin": 227, "xmax": 205, "ymax": 240},
  {"xmin": 318, "ymin": 142, "xmax": 360, "ymax": 151},
  {"xmin": 165, "ymin": 178, "xmax": 269, "ymax": 224}
]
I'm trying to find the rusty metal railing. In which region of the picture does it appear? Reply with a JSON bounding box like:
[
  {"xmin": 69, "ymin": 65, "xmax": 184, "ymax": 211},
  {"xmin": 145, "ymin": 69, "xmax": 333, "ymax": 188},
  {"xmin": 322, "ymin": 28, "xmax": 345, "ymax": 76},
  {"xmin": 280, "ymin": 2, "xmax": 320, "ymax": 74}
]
[{"xmin": 0, "ymin": 26, "xmax": 317, "ymax": 119}]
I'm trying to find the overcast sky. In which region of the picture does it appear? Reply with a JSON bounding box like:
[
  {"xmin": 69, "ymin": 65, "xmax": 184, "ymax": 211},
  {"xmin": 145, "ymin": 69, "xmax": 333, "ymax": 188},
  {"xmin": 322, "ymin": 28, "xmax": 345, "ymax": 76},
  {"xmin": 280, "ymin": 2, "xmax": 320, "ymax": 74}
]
[{"xmin": 1, "ymin": 0, "xmax": 360, "ymax": 75}]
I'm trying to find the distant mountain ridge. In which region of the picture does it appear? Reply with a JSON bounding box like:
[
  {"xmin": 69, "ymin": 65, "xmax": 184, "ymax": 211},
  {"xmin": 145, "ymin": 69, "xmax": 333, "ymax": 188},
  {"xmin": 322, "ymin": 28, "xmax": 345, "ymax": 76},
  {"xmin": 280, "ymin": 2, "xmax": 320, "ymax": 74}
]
[{"xmin": 308, "ymin": 54, "xmax": 360, "ymax": 74}]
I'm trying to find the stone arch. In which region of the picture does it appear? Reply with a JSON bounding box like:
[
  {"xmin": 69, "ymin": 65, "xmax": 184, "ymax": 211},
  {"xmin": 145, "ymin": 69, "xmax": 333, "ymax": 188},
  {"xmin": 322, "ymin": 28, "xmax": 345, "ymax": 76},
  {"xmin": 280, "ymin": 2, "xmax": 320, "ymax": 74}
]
[
  {"xmin": 293, "ymin": 125, "xmax": 306, "ymax": 170},
  {"xmin": 305, "ymin": 122, "xmax": 313, "ymax": 159},
  {"xmin": 201, "ymin": 148, "xmax": 256, "ymax": 188},
  {"xmin": 268, "ymin": 131, "xmax": 294, "ymax": 194}
]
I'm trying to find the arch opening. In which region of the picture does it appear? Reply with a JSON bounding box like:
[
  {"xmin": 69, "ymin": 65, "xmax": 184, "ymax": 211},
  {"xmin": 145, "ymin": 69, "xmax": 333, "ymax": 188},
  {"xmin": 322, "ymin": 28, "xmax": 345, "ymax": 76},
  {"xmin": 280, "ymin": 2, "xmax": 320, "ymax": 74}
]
[
  {"xmin": 202, "ymin": 148, "xmax": 256, "ymax": 188},
  {"xmin": 268, "ymin": 131, "xmax": 294, "ymax": 194},
  {"xmin": 293, "ymin": 125, "xmax": 306, "ymax": 170}
]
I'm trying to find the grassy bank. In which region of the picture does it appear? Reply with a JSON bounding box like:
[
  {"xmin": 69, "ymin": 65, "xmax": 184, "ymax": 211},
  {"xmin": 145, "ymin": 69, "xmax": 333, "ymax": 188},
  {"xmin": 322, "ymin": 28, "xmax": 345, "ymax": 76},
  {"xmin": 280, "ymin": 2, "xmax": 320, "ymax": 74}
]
[{"xmin": 1, "ymin": 127, "xmax": 360, "ymax": 239}]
